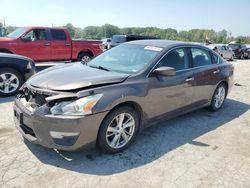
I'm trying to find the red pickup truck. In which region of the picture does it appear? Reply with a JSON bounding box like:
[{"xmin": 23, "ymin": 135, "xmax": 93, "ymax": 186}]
[{"xmin": 0, "ymin": 27, "xmax": 102, "ymax": 63}]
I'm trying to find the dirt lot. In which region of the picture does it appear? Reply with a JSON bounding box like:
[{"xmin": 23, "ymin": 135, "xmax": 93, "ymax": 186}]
[{"xmin": 0, "ymin": 60, "xmax": 250, "ymax": 188}]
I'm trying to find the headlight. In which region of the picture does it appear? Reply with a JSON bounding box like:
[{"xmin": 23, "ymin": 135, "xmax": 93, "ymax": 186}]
[{"xmin": 50, "ymin": 94, "xmax": 103, "ymax": 116}]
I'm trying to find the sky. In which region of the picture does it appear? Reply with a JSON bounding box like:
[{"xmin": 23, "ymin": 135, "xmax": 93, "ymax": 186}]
[{"xmin": 0, "ymin": 0, "xmax": 250, "ymax": 36}]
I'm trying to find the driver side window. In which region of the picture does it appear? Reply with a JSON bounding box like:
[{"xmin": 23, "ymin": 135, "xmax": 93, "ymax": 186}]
[
  {"xmin": 22, "ymin": 29, "xmax": 47, "ymax": 42},
  {"xmin": 157, "ymin": 48, "xmax": 189, "ymax": 71}
]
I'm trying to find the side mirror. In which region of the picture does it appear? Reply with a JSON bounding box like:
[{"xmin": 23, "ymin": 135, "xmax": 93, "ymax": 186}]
[{"xmin": 153, "ymin": 66, "xmax": 176, "ymax": 76}]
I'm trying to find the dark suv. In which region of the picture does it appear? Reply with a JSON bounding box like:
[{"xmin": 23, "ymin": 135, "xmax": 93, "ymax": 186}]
[
  {"xmin": 109, "ymin": 34, "xmax": 160, "ymax": 49},
  {"xmin": 228, "ymin": 43, "xmax": 250, "ymax": 59}
]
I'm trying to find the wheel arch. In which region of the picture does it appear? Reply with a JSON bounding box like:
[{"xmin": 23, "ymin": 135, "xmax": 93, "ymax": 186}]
[
  {"xmin": 96, "ymin": 100, "xmax": 144, "ymax": 146},
  {"xmin": 216, "ymin": 80, "xmax": 229, "ymax": 96},
  {"xmin": 0, "ymin": 49, "xmax": 13, "ymax": 54},
  {"xmin": 77, "ymin": 50, "xmax": 94, "ymax": 59}
]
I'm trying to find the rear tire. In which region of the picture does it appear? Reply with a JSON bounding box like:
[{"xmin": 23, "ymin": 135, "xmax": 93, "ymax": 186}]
[
  {"xmin": 77, "ymin": 52, "xmax": 92, "ymax": 64},
  {"xmin": 209, "ymin": 83, "xmax": 227, "ymax": 112},
  {"xmin": 0, "ymin": 68, "xmax": 23, "ymax": 97},
  {"xmin": 97, "ymin": 106, "xmax": 139, "ymax": 153}
]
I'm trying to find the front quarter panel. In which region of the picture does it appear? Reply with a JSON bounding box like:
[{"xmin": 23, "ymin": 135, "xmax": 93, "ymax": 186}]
[{"xmin": 85, "ymin": 78, "xmax": 149, "ymax": 117}]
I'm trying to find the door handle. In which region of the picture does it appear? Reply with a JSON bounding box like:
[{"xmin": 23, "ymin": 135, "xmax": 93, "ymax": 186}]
[
  {"xmin": 185, "ymin": 77, "xmax": 194, "ymax": 82},
  {"xmin": 213, "ymin": 69, "xmax": 220, "ymax": 74},
  {"xmin": 65, "ymin": 43, "xmax": 71, "ymax": 46},
  {"xmin": 44, "ymin": 42, "xmax": 50, "ymax": 46}
]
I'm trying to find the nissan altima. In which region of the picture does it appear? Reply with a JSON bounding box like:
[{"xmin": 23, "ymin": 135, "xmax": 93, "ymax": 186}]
[{"xmin": 13, "ymin": 40, "xmax": 234, "ymax": 153}]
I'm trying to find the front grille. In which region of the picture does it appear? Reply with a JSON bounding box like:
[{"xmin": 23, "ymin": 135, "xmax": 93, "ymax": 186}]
[{"xmin": 17, "ymin": 85, "xmax": 51, "ymax": 110}]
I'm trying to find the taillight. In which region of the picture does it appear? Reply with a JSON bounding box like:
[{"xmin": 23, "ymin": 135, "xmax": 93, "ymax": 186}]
[{"xmin": 99, "ymin": 43, "xmax": 103, "ymax": 49}]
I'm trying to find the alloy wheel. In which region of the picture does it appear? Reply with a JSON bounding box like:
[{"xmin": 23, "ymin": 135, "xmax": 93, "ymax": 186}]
[
  {"xmin": 81, "ymin": 56, "xmax": 91, "ymax": 64},
  {"xmin": 0, "ymin": 72, "xmax": 19, "ymax": 94},
  {"xmin": 106, "ymin": 113, "xmax": 136, "ymax": 149},
  {"xmin": 214, "ymin": 86, "xmax": 226, "ymax": 109}
]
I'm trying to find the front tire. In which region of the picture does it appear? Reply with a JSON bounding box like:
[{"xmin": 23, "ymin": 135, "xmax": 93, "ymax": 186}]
[
  {"xmin": 98, "ymin": 106, "xmax": 139, "ymax": 153},
  {"xmin": 209, "ymin": 83, "xmax": 227, "ymax": 111},
  {"xmin": 0, "ymin": 68, "xmax": 23, "ymax": 97}
]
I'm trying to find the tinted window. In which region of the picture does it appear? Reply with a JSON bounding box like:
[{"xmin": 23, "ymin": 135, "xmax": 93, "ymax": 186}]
[
  {"xmin": 191, "ymin": 48, "xmax": 212, "ymax": 67},
  {"xmin": 241, "ymin": 44, "xmax": 247, "ymax": 49},
  {"xmin": 211, "ymin": 53, "xmax": 219, "ymax": 64},
  {"xmin": 228, "ymin": 44, "xmax": 239, "ymax": 50},
  {"xmin": 157, "ymin": 48, "xmax": 189, "ymax": 71},
  {"xmin": 51, "ymin": 29, "xmax": 66, "ymax": 40},
  {"xmin": 112, "ymin": 35, "xmax": 126, "ymax": 43}
]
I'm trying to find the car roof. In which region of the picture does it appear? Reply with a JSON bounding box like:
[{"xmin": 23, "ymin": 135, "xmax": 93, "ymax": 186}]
[
  {"xmin": 127, "ymin": 39, "xmax": 207, "ymax": 49},
  {"xmin": 25, "ymin": 26, "xmax": 66, "ymax": 30}
]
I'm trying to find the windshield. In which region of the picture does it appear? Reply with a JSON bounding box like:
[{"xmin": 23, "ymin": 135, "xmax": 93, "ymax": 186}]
[
  {"xmin": 88, "ymin": 44, "xmax": 161, "ymax": 74},
  {"xmin": 7, "ymin": 27, "xmax": 28, "ymax": 38},
  {"xmin": 228, "ymin": 44, "xmax": 239, "ymax": 50},
  {"xmin": 112, "ymin": 35, "xmax": 126, "ymax": 43}
]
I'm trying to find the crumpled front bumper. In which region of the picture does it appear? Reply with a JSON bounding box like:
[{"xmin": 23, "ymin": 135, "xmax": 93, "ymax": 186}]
[{"xmin": 13, "ymin": 98, "xmax": 108, "ymax": 151}]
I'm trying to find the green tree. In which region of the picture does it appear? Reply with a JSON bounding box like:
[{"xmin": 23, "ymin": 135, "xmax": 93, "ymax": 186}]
[
  {"xmin": 100, "ymin": 24, "xmax": 120, "ymax": 38},
  {"xmin": 65, "ymin": 23, "xmax": 76, "ymax": 38}
]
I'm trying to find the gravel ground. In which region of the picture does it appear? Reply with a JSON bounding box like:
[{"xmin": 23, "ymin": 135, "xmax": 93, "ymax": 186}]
[{"xmin": 0, "ymin": 59, "xmax": 250, "ymax": 188}]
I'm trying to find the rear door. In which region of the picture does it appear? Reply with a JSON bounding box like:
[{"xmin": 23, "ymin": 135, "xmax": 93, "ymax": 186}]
[
  {"xmin": 146, "ymin": 47, "xmax": 195, "ymax": 119},
  {"xmin": 49, "ymin": 29, "xmax": 71, "ymax": 61},
  {"xmin": 190, "ymin": 47, "xmax": 221, "ymax": 104}
]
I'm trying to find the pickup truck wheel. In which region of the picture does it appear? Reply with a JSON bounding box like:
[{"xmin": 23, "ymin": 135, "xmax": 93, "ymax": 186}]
[
  {"xmin": 0, "ymin": 68, "xmax": 23, "ymax": 97},
  {"xmin": 78, "ymin": 52, "xmax": 92, "ymax": 64}
]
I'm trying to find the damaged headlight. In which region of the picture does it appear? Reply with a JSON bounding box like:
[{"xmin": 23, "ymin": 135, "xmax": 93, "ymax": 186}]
[{"xmin": 50, "ymin": 94, "xmax": 103, "ymax": 116}]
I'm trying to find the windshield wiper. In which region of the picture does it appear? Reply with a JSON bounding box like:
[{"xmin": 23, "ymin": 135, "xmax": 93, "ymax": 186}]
[{"xmin": 89, "ymin": 65, "xmax": 111, "ymax": 71}]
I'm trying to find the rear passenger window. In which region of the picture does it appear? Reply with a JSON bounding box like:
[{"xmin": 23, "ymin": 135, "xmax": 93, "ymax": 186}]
[
  {"xmin": 157, "ymin": 48, "xmax": 189, "ymax": 71},
  {"xmin": 51, "ymin": 29, "xmax": 66, "ymax": 40},
  {"xmin": 211, "ymin": 53, "xmax": 219, "ymax": 64},
  {"xmin": 191, "ymin": 48, "xmax": 212, "ymax": 67}
]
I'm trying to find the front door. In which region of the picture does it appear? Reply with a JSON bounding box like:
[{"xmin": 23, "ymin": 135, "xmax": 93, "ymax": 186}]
[
  {"xmin": 146, "ymin": 47, "xmax": 195, "ymax": 119},
  {"xmin": 18, "ymin": 29, "xmax": 51, "ymax": 61}
]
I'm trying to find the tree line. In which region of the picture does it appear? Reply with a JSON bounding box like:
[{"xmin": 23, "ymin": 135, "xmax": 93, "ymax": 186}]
[
  {"xmin": 65, "ymin": 23, "xmax": 250, "ymax": 44},
  {"xmin": 1, "ymin": 22, "xmax": 250, "ymax": 44}
]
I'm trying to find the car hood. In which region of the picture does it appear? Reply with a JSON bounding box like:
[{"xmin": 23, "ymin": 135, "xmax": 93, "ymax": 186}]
[
  {"xmin": 0, "ymin": 37, "xmax": 15, "ymax": 42},
  {"xmin": 27, "ymin": 62, "xmax": 130, "ymax": 91}
]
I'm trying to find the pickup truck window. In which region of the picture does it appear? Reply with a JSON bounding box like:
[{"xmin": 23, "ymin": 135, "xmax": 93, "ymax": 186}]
[
  {"xmin": 23, "ymin": 29, "xmax": 47, "ymax": 41},
  {"xmin": 51, "ymin": 29, "xmax": 67, "ymax": 41},
  {"xmin": 7, "ymin": 27, "xmax": 28, "ymax": 38}
]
